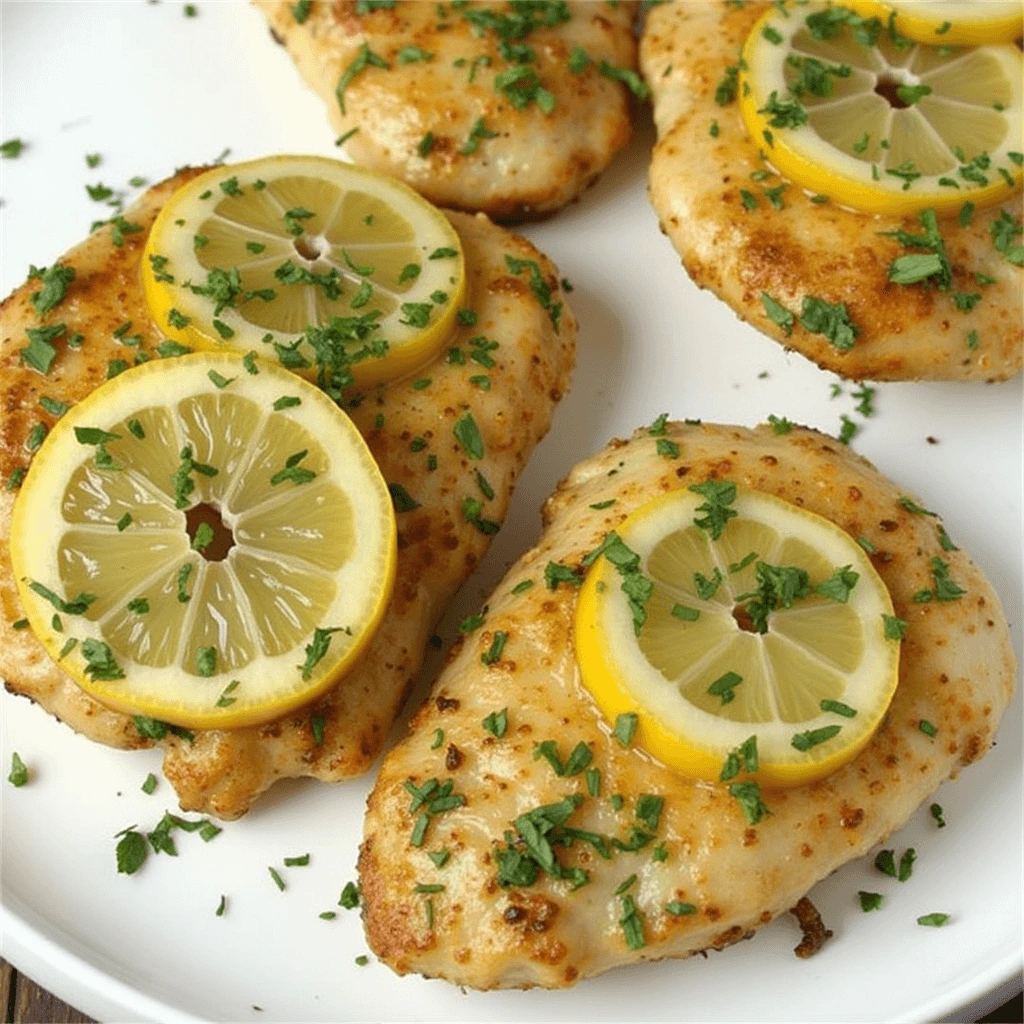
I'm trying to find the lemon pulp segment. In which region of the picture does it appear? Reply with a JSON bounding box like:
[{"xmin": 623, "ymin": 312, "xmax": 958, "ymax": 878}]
[
  {"xmin": 575, "ymin": 487, "xmax": 900, "ymax": 787},
  {"xmin": 143, "ymin": 156, "xmax": 465, "ymax": 389},
  {"xmin": 739, "ymin": 3, "xmax": 1023, "ymax": 215},
  {"xmin": 844, "ymin": 0, "xmax": 1023, "ymax": 46},
  {"xmin": 10, "ymin": 353, "xmax": 396, "ymax": 729}
]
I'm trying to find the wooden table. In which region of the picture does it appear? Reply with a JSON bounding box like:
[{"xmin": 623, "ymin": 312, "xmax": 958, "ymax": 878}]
[{"xmin": 2, "ymin": 957, "xmax": 1021, "ymax": 1023}]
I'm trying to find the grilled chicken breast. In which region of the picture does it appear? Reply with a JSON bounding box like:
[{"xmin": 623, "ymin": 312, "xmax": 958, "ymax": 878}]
[
  {"xmin": 642, "ymin": 1, "xmax": 1023, "ymax": 382},
  {"xmin": 257, "ymin": 0, "xmax": 638, "ymax": 221},
  {"xmin": 0, "ymin": 169, "xmax": 575, "ymax": 820},
  {"xmin": 359, "ymin": 421, "xmax": 1015, "ymax": 989}
]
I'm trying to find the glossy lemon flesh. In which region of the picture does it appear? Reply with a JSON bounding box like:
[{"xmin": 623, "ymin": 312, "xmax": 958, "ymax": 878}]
[
  {"xmin": 575, "ymin": 487, "xmax": 900, "ymax": 787},
  {"xmin": 143, "ymin": 155, "xmax": 465, "ymax": 389},
  {"xmin": 739, "ymin": 3, "xmax": 1023, "ymax": 215},
  {"xmin": 10, "ymin": 353, "xmax": 396, "ymax": 729}
]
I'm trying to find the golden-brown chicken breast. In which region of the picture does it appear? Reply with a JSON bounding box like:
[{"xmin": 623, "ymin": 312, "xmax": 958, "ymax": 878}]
[
  {"xmin": 642, "ymin": 1, "xmax": 1023, "ymax": 382},
  {"xmin": 359, "ymin": 420, "xmax": 1015, "ymax": 989},
  {"xmin": 257, "ymin": 0, "xmax": 639, "ymax": 221},
  {"xmin": 0, "ymin": 169, "xmax": 575, "ymax": 820}
]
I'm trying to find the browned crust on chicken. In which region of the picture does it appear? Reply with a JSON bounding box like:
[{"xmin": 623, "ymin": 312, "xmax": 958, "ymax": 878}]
[
  {"xmin": 790, "ymin": 896, "xmax": 832, "ymax": 959},
  {"xmin": 642, "ymin": 1, "xmax": 1023, "ymax": 382},
  {"xmin": 359, "ymin": 421, "xmax": 1015, "ymax": 989},
  {"xmin": 0, "ymin": 170, "xmax": 576, "ymax": 819},
  {"xmin": 256, "ymin": 0, "xmax": 638, "ymax": 221}
]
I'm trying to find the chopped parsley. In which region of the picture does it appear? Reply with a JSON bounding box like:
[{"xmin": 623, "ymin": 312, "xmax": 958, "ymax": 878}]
[
  {"xmin": 898, "ymin": 847, "xmax": 917, "ymax": 882},
  {"xmin": 195, "ymin": 646, "xmax": 217, "ymax": 677},
  {"xmin": 619, "ymin": 894, "xmax": 645, "ymax": 949},
  {"xmin": 800, "ymin": 296, "xmax": 859, "ymax": 351},
  {"xmin": 482, "ymin": 708, "xmax": 508, "ymax": 738},
  {"xmin": 612, "ymin": 712, "xmax": 637, "ymax": 747},
  {"xmin": 791, "ymin": 725, "xmax": 841, "ymax": 751},
  {"xmin": 494, "ymin": 66, "xmax": 555, "ymax": 113},
  {"xmin": 544, "ymin": 561, "xmax": 581, "ymax": 589},
  {"xmin": 269, "ymin": 449, "xmax": 316, "ymax": 486},
  {"xmin": 481, "ymin": 630, "xmax": 507, "ymax": 665},
  {"xmin": 720, "ymin": 735, "xmax": 758, "ymax": 781},
  {"xmin": 728, "ymin": 781, "xmax": 770, "ymax": 825},
  {"xmin": 667, "ymin": 901, "xmax": 697, "ymax": 916},
  {"xmin": 453, "ymin": 412, "xmax": 484, "ymax": 459},
  {"xmin": 459, "ymin": 117, "xmax": 499, "ymax": 156},
  {"xmin": 30, "ymin": 263, "xmax": 76, "ymax": 316},
  {"xmin": 582, "ymin": 531, "xmax": 653, "ymax": 634},
  {"xmin": 298, "ymin": 626, "xmax": 343, "ymax": 679},
  {"xmin": 896, "ymin": 83, "xmax": 931, "ymax": 105},
  {"xmin": 859, "ymin": 891, "xmax": 883, "ymax": 912},
  {"xmin": 761, "ymin": 292, "xmax": 794, "ymax": 335},
  {"xmin": 8, "ymin": 752, "xmax": 29, "ymax": 787},
  {"xmin": 336, "ymin": 43, "xmax": 389, "ymax": 114},
  {"xmin": 757, "ymin": 90, "xmax": 808, "ymax": 129},
  {"xmin": 991, "ymin": 210, "xmax": 1023, "ymax": 265},
  {"xmin": 882, "ymin": 613, "xmax": 908, "ymax": 641},
  {"xmin": 28, "ymin": 581, "xmax": 95, "ymax": 616},
  {"xmin": 599, "ymin": 61, "xmax": 649, "ymax": 100},
  {"xmin": 715, "ymin": 64, "xmax": 739, "ymax": 106},
  {"xmin": 504, "ymin": 254, "xmax": 561, "ymax": 331},
  {"xmin": 115, "ymin": 829, "xmax": 148, "ymax": 874},
  {"xmin": 814, "ymin": 565, "xmax": 859, "ymax": 603},
  {"xmin": 81, "ymin": 639, "xmax": 124, "ymax": 681},
  {"xmin": 820, "ymin": 699, "xmax": 857, "ymax": 718},
  {"xmin": 389, "ymin": 483, "xmax": 420, "ymax": 513},
  {"xmin": 398, "ymin": 45, "xmax": 433, "ymax": 63},
  {"xmin": 568, "ymin": 46, "xmax": 590, "ymax": 74},
  {"xmin": 671, "ymin": 604, "xmax": 700, "ymax": 622},
  {"xmin": 688, "ymin": 479, "xmax": 737, "ymax": 540},
  {"xmin": 884, "ymin": 209, "xmax": 952, "ymax": 288},
  {"xmin": 707, "ymin": 671, "xmax": 742, "ymax": 705},
  {"xmin": 20, "ymin": 323, "xmax": 66, "ymax": 375}
]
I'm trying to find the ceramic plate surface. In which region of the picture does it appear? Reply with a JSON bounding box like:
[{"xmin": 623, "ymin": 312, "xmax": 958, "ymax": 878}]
[{"xmin": 1, "ymin": 3, "xmax": 1021, "ymax": 1021}]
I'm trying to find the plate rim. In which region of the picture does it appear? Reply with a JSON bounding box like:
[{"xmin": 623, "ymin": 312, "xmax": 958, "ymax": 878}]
[{"xmin": 3, "ymin": 892, "xmax": 1021, "ymax": 1024}]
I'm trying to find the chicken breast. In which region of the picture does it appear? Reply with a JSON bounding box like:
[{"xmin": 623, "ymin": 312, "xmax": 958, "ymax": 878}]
[
  {"xmin": 359, "ymin": 421, "xmax": 1015, "ymax": 989},
  {"xmin": 0, "ymin": 169, "xmax": 575, "ymax": 820},
  {"xmin": 642, "ymin": 1, "xmax": 1023, "ymax": 382},
  {"xmin": 256, "ymin": 0, "xmax": 638, "ymax": 221}
]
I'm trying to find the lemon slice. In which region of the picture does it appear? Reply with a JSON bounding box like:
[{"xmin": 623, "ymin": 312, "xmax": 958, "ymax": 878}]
[
  {"xmin": 143, "ymin": 156, "xmax": 465, "ymax": 389},
  {"xmin": 10, "ymin": 353, "xmax": 396, "ymax": 730},
  {"xmin": 844, "ymin": 0, "xmax": 1023, "ymax": 46},
  {"xmin": 739, "ymin": 3, "xmax": 1023, "ymax": 215},
  {"xmin": 575, "ymin": 486, "xmax": 900, "ymax": 787}
]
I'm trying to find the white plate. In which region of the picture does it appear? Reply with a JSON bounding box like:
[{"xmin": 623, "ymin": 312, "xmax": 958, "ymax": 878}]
[{"xmin": 1, "ymin": 3, "xmax": 1021, "ymax": 1021}]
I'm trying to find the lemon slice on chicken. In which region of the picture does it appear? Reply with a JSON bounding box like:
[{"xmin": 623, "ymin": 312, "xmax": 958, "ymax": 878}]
[
  {"xmin": 575, "ymin": 486, "xmax": 900, "ymax": 787},
  {"xmin": 739, "ymin": 3, "xmax": 1023, "ymax": 215},
  {"xmin": 10, "ymin": 353, "xmax": 396, "ymax": 730},
  {"xmin": 844, "ymin": 0, "xmax": 1023, "ymax": 46},
  {"xmin": 143, "ymin": 156, "xmax": 465, "ymax": 389}
]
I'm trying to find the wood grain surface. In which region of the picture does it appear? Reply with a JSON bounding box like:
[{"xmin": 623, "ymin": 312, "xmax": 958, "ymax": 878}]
[
  {"xmin": 1, "ymin": 961, "xmax": 92, "ymax": 1024},
  {"xmin": 0, "ymin": 957, "xmax": 1019, "ymax": 1022}
]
